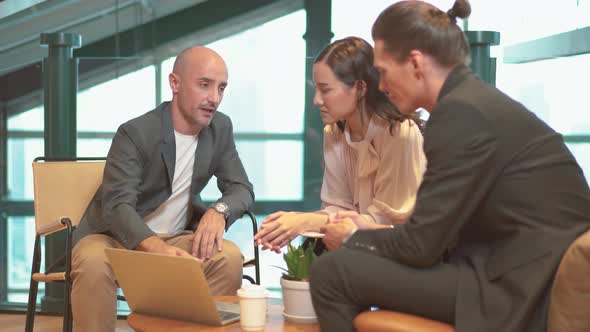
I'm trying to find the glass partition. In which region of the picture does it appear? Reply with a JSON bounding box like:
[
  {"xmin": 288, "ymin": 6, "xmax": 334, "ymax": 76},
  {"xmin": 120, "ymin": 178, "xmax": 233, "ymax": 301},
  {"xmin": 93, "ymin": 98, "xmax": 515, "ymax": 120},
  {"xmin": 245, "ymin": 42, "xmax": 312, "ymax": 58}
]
[
  {"xmin": 77, "ymin": 57, "xmax": 157, "ymax": 157},
  {"xmin": 498, "ymin": 54, "xmax": 590, "ymax": 136},
  {"xmin": 2, "ymin": 58, "xmax": 44, "ymax": 307},
  {"xmin": 1, "ymin": 57, "xmax": 157, "ymax": 307},
  {"xmin": 567, "ymin": 143, "xmax": 590, "ymax": 180},
  {"xmin": 332, "ymin": 0, "xmax": 461, "ymax": 43},
  {"xmin": 469, "ymin": 0, "xmax": 590, "ymax": 45},
  {"xmin": 201, "ymin": 140, "xmax": 303, "ymax": 201},
  {"xmin": 6, "ymin": 217, "xmax": 45, "ymax": 304}
]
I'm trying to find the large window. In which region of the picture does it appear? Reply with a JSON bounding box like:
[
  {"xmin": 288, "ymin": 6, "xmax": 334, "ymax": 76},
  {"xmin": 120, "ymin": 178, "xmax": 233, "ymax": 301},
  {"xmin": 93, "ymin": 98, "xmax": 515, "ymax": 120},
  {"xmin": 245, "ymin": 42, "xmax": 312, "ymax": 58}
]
[
  {"xmin": 498, "ymin": 54, "xmax": 590, "ymax": 136},
  {"xmin": 161, "ymin": 10, "xmax": 306, "ymax": 203},
  {"xmin": 497, "ymin": 54, "xmax": 590, "ymax": 180},
  {"xmin": 77, "ymin": 63, "xmax": 156, "ymax": 157},
  {"xmin": 468, "ymin": 0, "xmax": 590, "ymax": 181},
  {"xmin": 468, "ymin": 0, "xmax": 590, "ymax": 45},
  {"xmin": 3, "ymin": 64, "xmax": 156, "ymax": 305},
  {"xmin": 3, "ymin": 0, "xmax": 589, "ymax": 310},
  {"xmin": 332, "ymin": 0, "xmax": 462, "ymax": 43},
  {"xmin": 2, "ymin": 9, "xmax": 306, "ymax": 305},
  {"xmin": 6, "ymin": 217, "xmax": 45, "ymax": 303}
]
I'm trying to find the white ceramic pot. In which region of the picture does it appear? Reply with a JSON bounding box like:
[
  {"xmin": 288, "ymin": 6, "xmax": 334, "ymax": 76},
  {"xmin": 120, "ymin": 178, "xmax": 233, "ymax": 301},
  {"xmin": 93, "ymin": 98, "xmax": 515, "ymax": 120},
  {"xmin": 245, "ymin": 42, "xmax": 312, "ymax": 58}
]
[{"xmin": 280, "ymin": 277, "xmax": 318, "ymax": 324}]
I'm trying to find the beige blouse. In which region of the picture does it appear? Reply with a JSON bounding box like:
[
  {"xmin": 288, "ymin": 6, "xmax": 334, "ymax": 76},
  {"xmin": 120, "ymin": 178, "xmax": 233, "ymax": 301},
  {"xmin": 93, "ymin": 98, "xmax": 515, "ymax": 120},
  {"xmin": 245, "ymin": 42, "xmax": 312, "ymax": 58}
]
[{"xmin": 320, "ymin": 116, "xmax": 426, "ymax": 225}]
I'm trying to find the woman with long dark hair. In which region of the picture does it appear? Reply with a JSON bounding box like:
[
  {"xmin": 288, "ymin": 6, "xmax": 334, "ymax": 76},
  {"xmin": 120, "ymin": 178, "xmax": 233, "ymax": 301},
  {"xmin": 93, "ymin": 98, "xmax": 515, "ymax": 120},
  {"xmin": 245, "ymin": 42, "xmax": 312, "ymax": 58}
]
[{"xmin": 254, "ymin": 37, "xmax": 425, "ymax": 252}]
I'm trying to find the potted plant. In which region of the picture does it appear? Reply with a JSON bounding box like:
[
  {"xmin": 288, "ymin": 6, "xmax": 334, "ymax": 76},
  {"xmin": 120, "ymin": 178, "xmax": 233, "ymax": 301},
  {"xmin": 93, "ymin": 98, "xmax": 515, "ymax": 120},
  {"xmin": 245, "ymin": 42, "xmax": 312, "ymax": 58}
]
[{"xmin": 278, "ymin": 240, "xmax": 318, "ymax": 323}]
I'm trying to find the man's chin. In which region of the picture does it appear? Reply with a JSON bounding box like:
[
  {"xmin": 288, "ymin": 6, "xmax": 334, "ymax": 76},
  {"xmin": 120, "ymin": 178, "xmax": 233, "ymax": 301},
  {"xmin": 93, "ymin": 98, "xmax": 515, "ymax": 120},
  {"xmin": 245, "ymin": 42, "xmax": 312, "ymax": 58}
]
[
  {"xmin": 390, "ymin": 101, "xmax": 413, "ymax": 115},
  {"xmin": 197, "ymin": 118, "xmax": 213, "ymax": 128}
]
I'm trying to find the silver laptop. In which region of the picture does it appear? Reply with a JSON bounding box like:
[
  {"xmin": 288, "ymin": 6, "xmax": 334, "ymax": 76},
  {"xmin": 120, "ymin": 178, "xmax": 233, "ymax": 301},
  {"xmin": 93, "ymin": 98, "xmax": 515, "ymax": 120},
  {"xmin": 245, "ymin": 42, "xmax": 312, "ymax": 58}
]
[{"xmin": 105, "ymin": 248, "xmax": 240, "ymax": 326}]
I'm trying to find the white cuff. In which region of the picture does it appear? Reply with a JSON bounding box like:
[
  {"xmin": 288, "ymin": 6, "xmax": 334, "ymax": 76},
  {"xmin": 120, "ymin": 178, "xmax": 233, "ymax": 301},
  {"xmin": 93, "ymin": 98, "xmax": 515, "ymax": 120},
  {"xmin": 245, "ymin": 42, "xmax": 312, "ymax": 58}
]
[{"xmin": 342, "ymin": 228, "xmax": 358, "ymax": 244}]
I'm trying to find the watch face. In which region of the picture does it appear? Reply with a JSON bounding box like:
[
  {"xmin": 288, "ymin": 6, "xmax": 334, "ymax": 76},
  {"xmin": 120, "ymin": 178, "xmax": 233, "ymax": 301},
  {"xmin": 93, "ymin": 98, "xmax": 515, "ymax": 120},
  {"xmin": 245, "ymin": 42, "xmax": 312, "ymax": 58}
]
[{"xmin": 215, "ymin": 202, "xmax": 229, "ymax": 213}]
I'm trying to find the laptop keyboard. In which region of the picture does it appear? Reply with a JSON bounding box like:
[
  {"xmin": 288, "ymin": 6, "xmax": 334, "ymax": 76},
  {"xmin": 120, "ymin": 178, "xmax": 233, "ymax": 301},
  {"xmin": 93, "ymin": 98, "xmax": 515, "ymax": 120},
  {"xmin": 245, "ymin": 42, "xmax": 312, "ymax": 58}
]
[
  {"xmin": 215, "ymin": 302, "xmax": 240, "ymax": 313},
  {"xmin": 215, "ymin": 302, "xmax": 240, "ymax": 322},
  {"xmin": 219, "ymin": 311, "xmax": 240, "ymax": 321}
]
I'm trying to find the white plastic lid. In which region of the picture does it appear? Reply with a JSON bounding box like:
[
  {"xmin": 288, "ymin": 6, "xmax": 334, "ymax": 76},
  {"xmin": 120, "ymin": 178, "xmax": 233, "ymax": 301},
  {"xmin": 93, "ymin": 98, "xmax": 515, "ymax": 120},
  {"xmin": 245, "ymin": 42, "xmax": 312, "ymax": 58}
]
[{"xmin": 237, "ymin": 284, "xmax": 270, "ymax": 298}]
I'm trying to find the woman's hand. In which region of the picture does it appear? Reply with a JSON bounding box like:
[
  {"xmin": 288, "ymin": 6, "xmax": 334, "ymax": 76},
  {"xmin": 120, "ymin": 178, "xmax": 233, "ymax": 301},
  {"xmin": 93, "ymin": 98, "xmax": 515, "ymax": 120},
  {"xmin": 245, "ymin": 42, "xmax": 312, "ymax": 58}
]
[{"xmin": 254, "ymin": 211, "xmax": 309, "ymax": 253}]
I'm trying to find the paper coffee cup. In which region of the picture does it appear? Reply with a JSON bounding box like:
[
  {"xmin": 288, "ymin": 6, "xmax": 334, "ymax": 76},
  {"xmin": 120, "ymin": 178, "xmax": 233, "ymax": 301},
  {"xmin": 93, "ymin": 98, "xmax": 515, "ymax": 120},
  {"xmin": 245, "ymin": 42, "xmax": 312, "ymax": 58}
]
[{"xmin": 237, "ymin": 284, "xmax": 270, "ymax": 331}]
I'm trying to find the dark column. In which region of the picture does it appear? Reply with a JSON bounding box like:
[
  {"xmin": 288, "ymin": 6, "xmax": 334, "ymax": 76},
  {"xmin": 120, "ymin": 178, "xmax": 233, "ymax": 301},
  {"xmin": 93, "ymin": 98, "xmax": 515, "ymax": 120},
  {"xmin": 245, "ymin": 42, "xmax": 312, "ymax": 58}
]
[
  {"xmin": 465, "ymin": 31, "xmax": 500, "ymax": 86},
  {"xmin": 0, "ymin": 103, "xmax": 6, "ymax": 198},
  {"xmin": 39, "ymin": 32, "xmax": 81, "ymax": 313},
  {"xmin": 303, "ymin": 0, "xmax": 333, "ymax": 211},
  {"xmin": 0, "ymin": 104, "xmax": 6, "ymax": 302}
]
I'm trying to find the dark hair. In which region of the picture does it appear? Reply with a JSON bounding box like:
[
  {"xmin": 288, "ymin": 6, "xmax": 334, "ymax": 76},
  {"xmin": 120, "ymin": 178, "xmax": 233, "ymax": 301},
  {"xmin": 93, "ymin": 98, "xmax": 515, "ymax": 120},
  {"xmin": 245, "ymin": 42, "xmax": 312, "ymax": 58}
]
[
  {"xmin": 314, "ymin": 37, "xmax": 422, "ymax": 132},
  {"xmin": 372, "ymin": 0, "xmax": 471, "ymax": 67}
]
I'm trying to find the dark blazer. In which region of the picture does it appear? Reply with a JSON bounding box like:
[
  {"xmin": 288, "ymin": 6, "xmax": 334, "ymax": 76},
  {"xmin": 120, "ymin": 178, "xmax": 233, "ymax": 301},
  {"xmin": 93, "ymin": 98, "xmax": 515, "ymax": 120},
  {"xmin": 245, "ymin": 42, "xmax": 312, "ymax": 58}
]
[
  {"xmin": 74, "ymin": 102, "xmax": 254, "ymax": 249},
  {"xmin": 345, "ymin": 65, "xmax": 590, "ymax": 332}
]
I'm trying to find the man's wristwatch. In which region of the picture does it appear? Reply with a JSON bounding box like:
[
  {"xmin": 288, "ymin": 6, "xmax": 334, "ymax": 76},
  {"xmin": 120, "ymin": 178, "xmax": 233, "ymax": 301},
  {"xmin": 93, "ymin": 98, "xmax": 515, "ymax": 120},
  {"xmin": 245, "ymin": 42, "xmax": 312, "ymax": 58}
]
[{"xmin": 210, "ymin": 202, "xmax": 230, "ymax": 220}]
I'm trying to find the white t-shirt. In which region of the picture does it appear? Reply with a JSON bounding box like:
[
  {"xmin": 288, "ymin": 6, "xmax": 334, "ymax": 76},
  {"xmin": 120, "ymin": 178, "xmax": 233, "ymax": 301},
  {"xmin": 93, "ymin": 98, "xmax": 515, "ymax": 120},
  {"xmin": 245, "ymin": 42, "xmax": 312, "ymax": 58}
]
[{"xmin": 144, "ymin": 130, "xmax": 199, "ymax": 234}]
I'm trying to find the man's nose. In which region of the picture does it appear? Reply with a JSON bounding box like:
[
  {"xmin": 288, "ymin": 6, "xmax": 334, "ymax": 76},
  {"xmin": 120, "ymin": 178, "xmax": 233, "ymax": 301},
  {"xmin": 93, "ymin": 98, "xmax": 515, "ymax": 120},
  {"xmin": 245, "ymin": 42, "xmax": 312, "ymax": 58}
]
[{"xmin": 208, "ymin": 89, "xmax": 221, "ymax": 106}]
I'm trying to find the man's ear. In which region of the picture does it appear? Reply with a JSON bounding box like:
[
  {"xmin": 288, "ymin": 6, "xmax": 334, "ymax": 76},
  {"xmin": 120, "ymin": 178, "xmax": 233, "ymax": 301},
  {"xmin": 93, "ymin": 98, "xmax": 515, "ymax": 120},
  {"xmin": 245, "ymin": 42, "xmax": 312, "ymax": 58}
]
[
  {"xmin": 169, "ymin": 72, "xmax": 180, "ymax": 93},
  {"xmin": 408, "ymin": 50, "xmax": 425, "ymax": 79}
]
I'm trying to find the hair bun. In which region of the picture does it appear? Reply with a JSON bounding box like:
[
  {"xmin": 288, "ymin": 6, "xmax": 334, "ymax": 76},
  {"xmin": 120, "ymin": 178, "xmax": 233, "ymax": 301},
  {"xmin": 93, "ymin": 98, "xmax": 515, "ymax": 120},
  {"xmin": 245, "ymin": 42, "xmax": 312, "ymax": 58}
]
[{"xmin": 447, "ymin": 0, "xmax": 471, "ymax": 22}]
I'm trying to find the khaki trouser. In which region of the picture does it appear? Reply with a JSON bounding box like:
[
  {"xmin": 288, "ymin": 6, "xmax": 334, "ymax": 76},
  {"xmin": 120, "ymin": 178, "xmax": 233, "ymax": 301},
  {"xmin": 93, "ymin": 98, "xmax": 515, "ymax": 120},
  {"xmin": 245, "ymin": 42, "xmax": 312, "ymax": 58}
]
[{"xmin": 70, "ymin": 233, "xmax": 243, "ymax": 332}]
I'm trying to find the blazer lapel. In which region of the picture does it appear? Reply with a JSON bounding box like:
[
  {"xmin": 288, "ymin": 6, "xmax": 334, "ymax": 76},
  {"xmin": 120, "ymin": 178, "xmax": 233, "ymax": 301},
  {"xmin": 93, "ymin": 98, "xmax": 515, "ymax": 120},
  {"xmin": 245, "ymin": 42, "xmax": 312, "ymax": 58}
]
[
  {"xmin": 160, "ymin": 104, "xmax": 175, "ymax": 187},
  {"xmin": 192, "ymin": 126, "xmax": 213, "ymax": 193}
]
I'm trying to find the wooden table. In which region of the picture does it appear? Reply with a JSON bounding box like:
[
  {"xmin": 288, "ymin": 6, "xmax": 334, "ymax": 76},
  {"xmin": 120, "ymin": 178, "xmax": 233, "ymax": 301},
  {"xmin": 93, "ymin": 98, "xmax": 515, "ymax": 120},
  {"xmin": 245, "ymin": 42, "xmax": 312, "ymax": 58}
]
[{"xmin": 128, "ymin": 296, "xmax": 320, "ymax": 332}]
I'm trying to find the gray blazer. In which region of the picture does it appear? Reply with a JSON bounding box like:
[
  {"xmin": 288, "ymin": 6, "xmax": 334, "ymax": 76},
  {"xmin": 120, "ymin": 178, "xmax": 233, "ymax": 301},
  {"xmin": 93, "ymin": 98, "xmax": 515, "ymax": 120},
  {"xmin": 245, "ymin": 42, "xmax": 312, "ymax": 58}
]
[
  {"xmin": 74, "ymin": 102, "xmax": 254, "ymax": 249},
  {"xmin": 345, "ymin": 65, "xmax": 590, "ymax": 332}
]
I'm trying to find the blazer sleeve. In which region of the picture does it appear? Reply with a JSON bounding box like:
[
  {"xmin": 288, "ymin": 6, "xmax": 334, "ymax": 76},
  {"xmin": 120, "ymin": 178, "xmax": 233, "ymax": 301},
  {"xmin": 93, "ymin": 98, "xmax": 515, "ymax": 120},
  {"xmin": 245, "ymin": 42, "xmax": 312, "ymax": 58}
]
[
  {"xmin": 101, "ymin": 124, "xmax": 155, "ymax": 249},
  {"xmin": 213, "ymin": 118, "xmax": 255, "ymax": 229},
  {"xmin": 345, "ymin": 102, "xmax": 498, "ymax": 267},
  {"xmin": 365, "ymin": 120, "xmax": 426, "ymax": 225}
]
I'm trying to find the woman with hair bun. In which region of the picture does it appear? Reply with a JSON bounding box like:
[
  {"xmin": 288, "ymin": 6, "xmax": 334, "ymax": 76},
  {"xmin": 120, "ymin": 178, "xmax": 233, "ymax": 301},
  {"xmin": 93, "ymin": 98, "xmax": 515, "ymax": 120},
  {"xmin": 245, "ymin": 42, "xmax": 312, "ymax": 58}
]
[{"xmin": 310, "ymin": 1, "xmax": 590, "ymax": 332}]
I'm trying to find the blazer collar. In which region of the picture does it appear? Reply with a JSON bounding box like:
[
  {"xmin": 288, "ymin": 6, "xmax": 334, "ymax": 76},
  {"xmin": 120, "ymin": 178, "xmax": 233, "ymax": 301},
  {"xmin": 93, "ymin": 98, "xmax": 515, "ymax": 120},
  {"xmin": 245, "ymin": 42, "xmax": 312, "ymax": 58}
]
[
  {"xmin": 437, "ymin": 64, "xmax": 474, "ymax": 102},
  {"xmin": 193, "ymin": 126, "xmax": 212, "ymax": 176},
  {"xmin": 160, "ymin": 102, "xmax": 175, "ymax": 144},
  {"xmin": 158, "ymin": 101, "xmax": 214, "ymax": 188},
  {"xmin": 159, "ymin": 102, "xmax": 175, "ymax": 186}
]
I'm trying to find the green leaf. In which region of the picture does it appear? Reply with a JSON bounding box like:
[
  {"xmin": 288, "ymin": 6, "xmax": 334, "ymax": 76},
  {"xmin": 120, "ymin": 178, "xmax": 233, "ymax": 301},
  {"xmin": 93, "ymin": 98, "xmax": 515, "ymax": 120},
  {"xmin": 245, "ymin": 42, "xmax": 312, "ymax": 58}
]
[{"xmin": 279, "ymin": 239, "xmax": 317, "ymax": 280}]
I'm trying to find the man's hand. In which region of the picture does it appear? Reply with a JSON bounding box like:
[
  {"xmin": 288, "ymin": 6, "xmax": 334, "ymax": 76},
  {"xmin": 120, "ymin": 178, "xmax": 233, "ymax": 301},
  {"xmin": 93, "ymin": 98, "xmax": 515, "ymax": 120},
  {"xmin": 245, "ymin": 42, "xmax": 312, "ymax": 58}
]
[
  {"xmin": 136, "ymin": 236, "xmax": 195, "ymax": 259},
  {"xmin": 330, "ymin": 210, "xmax": 373, "ymax": 230},
  {"xmin": 320, "ymin": 218, "xmax": 358, "ymax": 251},
  {"xmin": 192, "ymin": 208, "xmax": 226, "ymax": 260}
]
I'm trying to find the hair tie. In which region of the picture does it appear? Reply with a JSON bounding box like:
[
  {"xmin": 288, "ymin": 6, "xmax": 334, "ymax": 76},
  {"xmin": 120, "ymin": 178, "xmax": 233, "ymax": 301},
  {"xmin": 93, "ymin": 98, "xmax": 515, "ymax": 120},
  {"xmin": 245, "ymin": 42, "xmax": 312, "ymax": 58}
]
[{"xmin": 446, "ymin": 9, "xmax": 457, "ymax": 23}]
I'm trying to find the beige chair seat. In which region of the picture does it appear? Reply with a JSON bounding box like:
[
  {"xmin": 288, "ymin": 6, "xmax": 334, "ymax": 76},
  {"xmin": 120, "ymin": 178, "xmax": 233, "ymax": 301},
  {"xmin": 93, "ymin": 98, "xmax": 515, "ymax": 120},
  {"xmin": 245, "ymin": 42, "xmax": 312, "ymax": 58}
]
[
  {"xmin": 354, "ymin": 310, "xmax": 454, "ymax": 332},
  {"xmin": 548, "ymin": 229, "xmax": 590, "ymax": 331}
]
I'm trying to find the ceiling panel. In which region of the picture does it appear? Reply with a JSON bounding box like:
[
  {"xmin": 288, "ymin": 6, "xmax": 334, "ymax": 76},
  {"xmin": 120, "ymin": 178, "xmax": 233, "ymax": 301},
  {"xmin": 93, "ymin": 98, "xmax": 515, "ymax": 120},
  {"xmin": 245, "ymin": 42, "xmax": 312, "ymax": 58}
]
[{"xmin": 0, "ymin": 0, "xmax": 206, "ymax": 75}]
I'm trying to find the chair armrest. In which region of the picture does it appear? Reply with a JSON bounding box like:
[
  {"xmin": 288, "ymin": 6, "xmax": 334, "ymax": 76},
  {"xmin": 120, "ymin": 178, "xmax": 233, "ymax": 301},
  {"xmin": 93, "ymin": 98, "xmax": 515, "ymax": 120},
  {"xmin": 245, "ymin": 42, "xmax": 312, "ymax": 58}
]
[{"xmin": 241, "ymin": 210, "xmax": 260, "ymax": 284}]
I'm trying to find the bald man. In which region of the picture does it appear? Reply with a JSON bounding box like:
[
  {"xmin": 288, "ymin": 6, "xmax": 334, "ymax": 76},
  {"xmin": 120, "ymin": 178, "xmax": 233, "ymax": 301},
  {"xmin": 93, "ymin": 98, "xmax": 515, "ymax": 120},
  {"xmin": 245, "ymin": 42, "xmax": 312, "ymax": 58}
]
[{"xmin": 70, "ymin": 47, "xmax": 254, "ymax": 332}]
